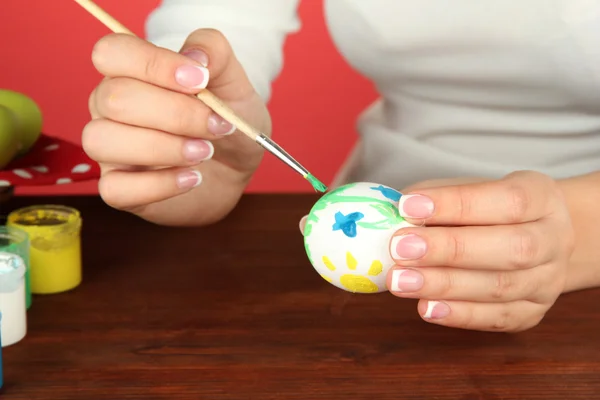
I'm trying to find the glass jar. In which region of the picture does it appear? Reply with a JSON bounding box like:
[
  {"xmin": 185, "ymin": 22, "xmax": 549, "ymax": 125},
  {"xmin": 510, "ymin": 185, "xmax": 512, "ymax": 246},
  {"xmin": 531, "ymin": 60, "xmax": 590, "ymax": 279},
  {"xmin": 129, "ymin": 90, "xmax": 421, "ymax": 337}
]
[
  {"xmin": 0, "ymin": 252, "xmax": 27, "ymax": 347},
  {"xmin": 0, "ymin": 311, "xmax": 3, "ymax": 390},
  {"xmin": 7, "ymin": 205, "xmax": 82, "ymax": 294},
  {"xmin": 0, "ymin": 226, "xmax": 30, "ymax": 308}
]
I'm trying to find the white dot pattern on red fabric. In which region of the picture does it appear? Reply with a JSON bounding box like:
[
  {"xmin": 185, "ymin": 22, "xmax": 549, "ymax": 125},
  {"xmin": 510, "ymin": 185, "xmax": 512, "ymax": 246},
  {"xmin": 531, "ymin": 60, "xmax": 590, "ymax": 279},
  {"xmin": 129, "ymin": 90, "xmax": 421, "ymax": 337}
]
[
  {"xmin": 13, "ymin": 169, "xmax": 33, "ymax": 179},
  {"xmin": 72, "ymin": 163, "xmax": 91, "ymax": 173},
  {"xmin": 0, "ymin": 135, "xmax": 100, "ymax": 189},
  {"xmin": 44, "ymin": 144, "xmax": 59, "ymax": 151},
  {"xmin": 31, "ymin": 165, "xmax": 49, "ymax": 173}
]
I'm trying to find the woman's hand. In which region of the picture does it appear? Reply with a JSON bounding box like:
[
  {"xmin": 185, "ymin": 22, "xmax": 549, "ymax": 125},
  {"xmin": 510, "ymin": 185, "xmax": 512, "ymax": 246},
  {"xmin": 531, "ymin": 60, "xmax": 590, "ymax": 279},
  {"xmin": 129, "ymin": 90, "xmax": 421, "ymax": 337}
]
[
  {"xmin": 83, "ymin": 30, "xmax": 271, "ymax": 226},
  {"xmin": 387, "ymin": 171, "xmax": 575, "ymax": 332}
]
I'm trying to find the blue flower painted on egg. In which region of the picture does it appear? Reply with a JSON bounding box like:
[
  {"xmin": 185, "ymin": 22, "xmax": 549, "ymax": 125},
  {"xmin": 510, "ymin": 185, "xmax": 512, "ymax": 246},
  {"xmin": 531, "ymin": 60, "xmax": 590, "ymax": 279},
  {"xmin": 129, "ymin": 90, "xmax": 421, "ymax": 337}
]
[
  {"xmin": 370, "ymin": 185, "xmax": 402, "ymax": 202},
  {"xmin": 331, "ymin": 211, "xmax": 364, "ymax": 238}
]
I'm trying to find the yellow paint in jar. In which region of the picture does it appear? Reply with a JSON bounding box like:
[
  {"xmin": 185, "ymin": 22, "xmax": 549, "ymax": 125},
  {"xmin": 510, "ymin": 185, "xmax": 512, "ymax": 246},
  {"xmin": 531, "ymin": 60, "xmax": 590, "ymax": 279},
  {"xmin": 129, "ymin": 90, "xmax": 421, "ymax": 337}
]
[{"xmin": 7, "ymin": 205, "xmax": 82, "ymax": 294}]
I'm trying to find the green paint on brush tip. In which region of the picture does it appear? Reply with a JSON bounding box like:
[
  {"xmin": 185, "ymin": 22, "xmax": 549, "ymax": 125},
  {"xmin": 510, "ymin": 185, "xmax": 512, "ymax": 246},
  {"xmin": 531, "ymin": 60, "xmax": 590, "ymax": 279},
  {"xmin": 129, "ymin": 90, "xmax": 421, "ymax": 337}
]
[{"xmin": 306, "ymin": 173, "xmax": 328, "ymax": 193}]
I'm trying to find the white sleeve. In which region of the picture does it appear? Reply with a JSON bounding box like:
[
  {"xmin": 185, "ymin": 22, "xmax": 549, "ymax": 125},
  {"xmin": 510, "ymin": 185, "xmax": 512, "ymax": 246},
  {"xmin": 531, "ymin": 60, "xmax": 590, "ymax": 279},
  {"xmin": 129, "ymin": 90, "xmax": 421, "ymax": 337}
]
[{"xmin": 145, "ymin": 0, "xmax": 302, "ymax": 102}]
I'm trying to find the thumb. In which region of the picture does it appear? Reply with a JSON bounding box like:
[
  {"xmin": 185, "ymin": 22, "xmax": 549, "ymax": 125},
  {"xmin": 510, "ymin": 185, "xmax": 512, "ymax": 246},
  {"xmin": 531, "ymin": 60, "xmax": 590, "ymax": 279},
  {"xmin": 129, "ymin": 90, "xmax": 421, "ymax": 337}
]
[
  {"xmin": 179, "ymin": 28, "xmax": 257, "ymax": 103},
  {"xmin": 402, "ymin": 177, "xmax": 489, "ymax": 193}
]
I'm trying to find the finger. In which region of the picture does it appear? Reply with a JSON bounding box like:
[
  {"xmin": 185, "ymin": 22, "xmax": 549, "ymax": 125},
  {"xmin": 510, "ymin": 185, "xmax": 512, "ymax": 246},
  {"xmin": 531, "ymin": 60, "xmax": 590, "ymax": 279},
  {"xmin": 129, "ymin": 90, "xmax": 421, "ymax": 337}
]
[
  {"xmin": 98, "ymin": 166, "xmax": 203, "ymax": 211},
  {"xmin": 179, "ymin": 28, "xmax": 257, "ymax": 101},
  {"xmin": 88, "ymin": 85, "xmax": 99, "ymax": 119},
  {"xmin": 82, "ymin": 118, "xmax": 214, "ymax": 167},
  {"xmin": 92, "ymin": 30, "xmax": 255, "ymax": 102},
  {"xmin": 389, "ymin": 222, "xmax": 557, "ymax": 270},
  {"xmin": 299, "ymin": 215, "xmax": 307, "ymax": 234},
  {"xmin": 387, "ymin": 264, "xmax": 559, "ymax": 303},
  {"xmin": 89, "ymin": 77, "xmax": 116, "ymax": 120},
  {"xmin": 92, "ymin": 33, "xmax": 209, "ymax": 94},
  {"xmin": 416, "ymin": 299, "xmax": 546, "ymax": 332},
  {"xmin": 88, "ymin": 95, "xmax": 153, "ymax": 177},
  {"xmin": 94, "ymin": 77, "xmax": 225, "ymax": 138},
  {"xmin": 398, "ymin": 170, "xmax": 559, "ymax": 226}
]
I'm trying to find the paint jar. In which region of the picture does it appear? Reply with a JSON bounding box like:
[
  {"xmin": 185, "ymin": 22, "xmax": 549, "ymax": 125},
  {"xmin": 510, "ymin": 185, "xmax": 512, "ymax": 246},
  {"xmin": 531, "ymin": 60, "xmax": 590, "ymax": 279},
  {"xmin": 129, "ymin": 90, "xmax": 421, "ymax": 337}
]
[
  {"xmin": 7, "ymin": 205, "xmax": 82, "ymax": 294},
  {"xmin": 0, "ymin": 311, "xmax": 3, "ymax": 391},
  {"xmin": 0, "ymin": 226, "xmax": 31, "ymax": 309},
  {"xmin": 0, "ymin": 312, "xmax": 3, "ymax": 391},
  {"xmin": 0, "ymin": 252, "xmax": 27, "ymax": 347}
]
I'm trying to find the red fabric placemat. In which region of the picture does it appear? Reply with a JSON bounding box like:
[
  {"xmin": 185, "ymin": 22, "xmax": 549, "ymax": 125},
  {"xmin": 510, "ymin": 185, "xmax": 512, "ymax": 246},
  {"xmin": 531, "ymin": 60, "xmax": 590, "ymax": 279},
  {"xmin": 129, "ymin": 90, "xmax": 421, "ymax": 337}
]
[{"xmin": 0, "ymin": 134, "xmax": 100, "ymax": 188}]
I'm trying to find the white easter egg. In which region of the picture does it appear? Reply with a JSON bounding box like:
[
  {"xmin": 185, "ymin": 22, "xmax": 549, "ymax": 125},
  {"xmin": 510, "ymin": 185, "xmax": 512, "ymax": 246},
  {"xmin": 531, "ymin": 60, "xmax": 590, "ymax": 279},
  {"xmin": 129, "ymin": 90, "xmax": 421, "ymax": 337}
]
[{"xmin": 303, "ymin": 182, "xmax": 415, "ymax": 293}]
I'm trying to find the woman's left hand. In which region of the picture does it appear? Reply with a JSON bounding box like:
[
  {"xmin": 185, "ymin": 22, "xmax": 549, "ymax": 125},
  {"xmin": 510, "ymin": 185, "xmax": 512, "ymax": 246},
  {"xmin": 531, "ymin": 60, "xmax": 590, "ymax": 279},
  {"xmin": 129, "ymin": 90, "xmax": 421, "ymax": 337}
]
[{"xmin": 388, "ymin": 171, "xmax": 575, "ymax": 332}]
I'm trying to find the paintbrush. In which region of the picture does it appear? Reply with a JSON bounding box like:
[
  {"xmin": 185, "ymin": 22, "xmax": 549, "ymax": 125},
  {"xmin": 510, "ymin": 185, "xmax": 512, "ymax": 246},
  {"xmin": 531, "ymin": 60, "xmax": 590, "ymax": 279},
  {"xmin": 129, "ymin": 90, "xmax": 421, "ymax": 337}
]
[{"xmin": 72, "ymin": 0, "xmax": 327, "ymax": 193}]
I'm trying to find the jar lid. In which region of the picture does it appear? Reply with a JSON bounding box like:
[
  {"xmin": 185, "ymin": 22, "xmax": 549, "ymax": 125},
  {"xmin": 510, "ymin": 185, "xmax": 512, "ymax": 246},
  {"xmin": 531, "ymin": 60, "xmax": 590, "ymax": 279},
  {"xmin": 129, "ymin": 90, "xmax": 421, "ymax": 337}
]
[{"xmin": 0, "ymin": 252, "xmax": 25, "ymax": 293}]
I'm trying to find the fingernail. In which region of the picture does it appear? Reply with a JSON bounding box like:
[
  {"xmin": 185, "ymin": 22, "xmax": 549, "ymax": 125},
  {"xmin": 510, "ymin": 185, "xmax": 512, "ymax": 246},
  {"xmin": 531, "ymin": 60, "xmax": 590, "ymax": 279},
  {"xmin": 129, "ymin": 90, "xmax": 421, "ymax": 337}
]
[
  {"xmin": 208, "ymin": 112, "xmax": 236, "ymax": 135},
  {"xmin": 390, "ymin": 234, "xmax": 427, "ymax": 260},
  {"xmin": 390, "ymin": 269, "xmax": 423, "ymax": 292},
  {"xmin": 423, "ymin": 301, "xmax": 450, "ymax": 319},
  {"xmin": 399, "ymin": 194, "xmax": 434, "ymax": 219},
  {"xmin": 175, "ymin": 65, "xmax": 209, "ymax": 89},
  {"xmin": 183, "ymin": 139, "xmax": 214, "ymax": 163},
  {"xmin": 299, "ymin": 215, "xmax": 307, "ymax": 234},
  {"xmin": 182, "ymin": 49, "xmax": 209, "ymax": 67},
  {"xmin": 176, "ymin": 170, "xmax": 202, "ymax": 189}
]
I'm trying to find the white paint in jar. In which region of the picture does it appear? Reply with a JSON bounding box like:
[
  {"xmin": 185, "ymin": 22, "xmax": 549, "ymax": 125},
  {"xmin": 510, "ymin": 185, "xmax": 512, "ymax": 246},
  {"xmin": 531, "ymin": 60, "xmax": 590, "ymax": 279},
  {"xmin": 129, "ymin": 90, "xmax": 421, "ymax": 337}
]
[{"xmin": 0, "ymin": 252, "xmax": 27, "ymax": 347}]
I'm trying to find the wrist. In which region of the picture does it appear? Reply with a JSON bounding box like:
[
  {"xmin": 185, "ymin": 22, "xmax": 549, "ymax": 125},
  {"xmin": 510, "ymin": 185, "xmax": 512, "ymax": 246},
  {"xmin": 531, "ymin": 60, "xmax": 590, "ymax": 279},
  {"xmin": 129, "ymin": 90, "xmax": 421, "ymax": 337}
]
[{"xmin": 557, "ymin": 173, "xmax": 600, "ymax": 293}]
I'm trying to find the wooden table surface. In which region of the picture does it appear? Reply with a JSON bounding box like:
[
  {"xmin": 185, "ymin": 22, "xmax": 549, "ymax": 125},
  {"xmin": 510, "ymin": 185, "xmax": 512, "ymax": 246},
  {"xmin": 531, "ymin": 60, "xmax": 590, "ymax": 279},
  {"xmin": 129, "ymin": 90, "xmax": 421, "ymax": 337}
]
[{"xmin": 1, "ymin": 194, "xmax": 599, "ymax": 399}]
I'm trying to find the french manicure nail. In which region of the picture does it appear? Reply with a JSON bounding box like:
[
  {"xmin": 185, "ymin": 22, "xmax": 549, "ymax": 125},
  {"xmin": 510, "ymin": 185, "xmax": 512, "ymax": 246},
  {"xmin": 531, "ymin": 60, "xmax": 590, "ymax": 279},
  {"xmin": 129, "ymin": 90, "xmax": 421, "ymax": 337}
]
[
  {"xmin": 390, "ymin": 269, "xmax": 423, "ymax": 292},
  {"xmin": 182, "ymin": 49, "xmax": 209, "ymax": 67},
  {"xmin": 208, "ymin": 112, "xmax": 236, "ymax": 135},
  {"xmin": 175, "ymin": 64, "xmax": 210, "ymax": 89},
  {"xmin": 423, "ymin": 301, "xmax": 450, "ymax": 319},
  {"xmin": 176, "ymin": 170, "xmax": 202, "ymax": 189},
  {"xmin": 399, "ymin": 194, "xmax": 434, "ymax": 219},
  {"xmin": 299, "ymin": 215, "xmax": 308, "ymax": 234},
  {"xmin": 390, "ymin": 234, "xmax": 427, "ymax": 260},
  {"xmin": 183, "ymin": 139, "xmax": 214, "ymax": 163}
]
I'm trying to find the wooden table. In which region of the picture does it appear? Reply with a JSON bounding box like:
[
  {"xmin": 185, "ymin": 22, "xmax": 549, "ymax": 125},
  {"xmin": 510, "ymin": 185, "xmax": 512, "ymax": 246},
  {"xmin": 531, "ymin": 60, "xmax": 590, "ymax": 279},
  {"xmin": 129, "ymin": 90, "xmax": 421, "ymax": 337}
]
[{"xmin": 1, "ymin": 194, "xmax": 599, "ymax": 399}]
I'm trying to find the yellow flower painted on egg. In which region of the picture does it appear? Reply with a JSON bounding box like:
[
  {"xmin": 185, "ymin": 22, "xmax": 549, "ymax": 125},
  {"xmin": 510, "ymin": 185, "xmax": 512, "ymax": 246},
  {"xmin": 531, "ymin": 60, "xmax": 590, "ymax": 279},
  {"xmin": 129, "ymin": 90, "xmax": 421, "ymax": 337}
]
[{"xmin": 320, "ymin": 251, "xmax": 383, "ymax": 293}]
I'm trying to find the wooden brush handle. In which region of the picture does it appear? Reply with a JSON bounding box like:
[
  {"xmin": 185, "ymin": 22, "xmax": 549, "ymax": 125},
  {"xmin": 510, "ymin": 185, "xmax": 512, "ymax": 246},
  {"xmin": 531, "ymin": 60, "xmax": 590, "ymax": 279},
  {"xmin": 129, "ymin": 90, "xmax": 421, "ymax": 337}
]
[
  {"xmin": 73, "ymin": 0, "xmax": 135, "ymax": 35},
  {"xmin": 73, "ymin": 0, "xmax": 260, "ymax": 141},
  {"xmin": 195, "ymin": 91, "xmax": 260, "ymax": 140}
]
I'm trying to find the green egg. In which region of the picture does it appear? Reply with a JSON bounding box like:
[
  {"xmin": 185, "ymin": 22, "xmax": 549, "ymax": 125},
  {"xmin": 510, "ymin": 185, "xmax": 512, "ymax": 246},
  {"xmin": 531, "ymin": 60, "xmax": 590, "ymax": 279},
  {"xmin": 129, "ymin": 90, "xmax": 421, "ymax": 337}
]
[
  {"xmin": 0, "ymin": 105, "xmax": 20, "ymax": 170},
  {"xmin": 0, "ymin": 89, "xmax": 43, "ymax": 155}
]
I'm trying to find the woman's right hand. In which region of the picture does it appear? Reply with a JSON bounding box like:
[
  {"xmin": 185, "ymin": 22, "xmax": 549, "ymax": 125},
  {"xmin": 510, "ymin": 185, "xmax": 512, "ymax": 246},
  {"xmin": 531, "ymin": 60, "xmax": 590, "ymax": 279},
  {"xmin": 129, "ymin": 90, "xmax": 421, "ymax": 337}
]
[{"xmin": 83, "ymin": 29, "xmax": 271, "ymax": 226}]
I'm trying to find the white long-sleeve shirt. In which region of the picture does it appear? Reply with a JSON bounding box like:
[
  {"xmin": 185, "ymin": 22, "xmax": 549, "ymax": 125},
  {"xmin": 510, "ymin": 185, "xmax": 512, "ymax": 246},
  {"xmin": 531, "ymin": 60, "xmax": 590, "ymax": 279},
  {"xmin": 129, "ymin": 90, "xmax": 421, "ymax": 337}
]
[{"xmin": 146, "ymin": 0, "xmax": 600, "ymax": 189}]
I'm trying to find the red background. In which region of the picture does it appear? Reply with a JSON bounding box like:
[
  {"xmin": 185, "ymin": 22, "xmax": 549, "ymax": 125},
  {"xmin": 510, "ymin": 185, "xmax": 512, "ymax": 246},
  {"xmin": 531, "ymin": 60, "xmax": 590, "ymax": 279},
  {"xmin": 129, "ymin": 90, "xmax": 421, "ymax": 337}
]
[{"xmin": 0, "ymin": 0, "xmax": 377, "ymax": 195}]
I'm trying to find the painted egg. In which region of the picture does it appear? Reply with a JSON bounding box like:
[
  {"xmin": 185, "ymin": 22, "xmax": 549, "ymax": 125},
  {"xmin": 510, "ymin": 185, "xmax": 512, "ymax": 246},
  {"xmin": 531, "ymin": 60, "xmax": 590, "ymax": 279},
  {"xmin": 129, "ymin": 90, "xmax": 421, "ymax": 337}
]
[{"xmin": 303, "ymin": 182, "xmax": 415, "ymax": 293}]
